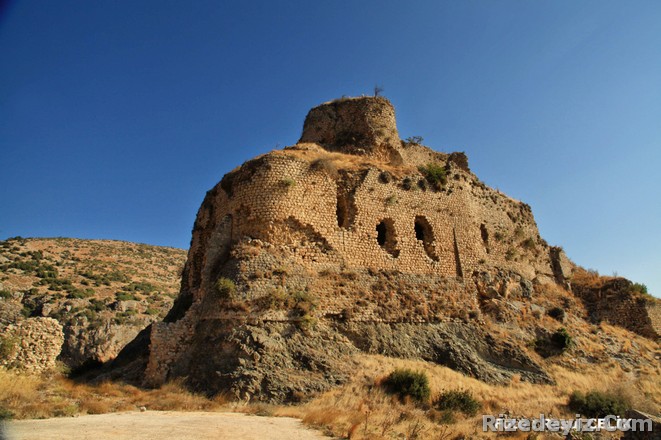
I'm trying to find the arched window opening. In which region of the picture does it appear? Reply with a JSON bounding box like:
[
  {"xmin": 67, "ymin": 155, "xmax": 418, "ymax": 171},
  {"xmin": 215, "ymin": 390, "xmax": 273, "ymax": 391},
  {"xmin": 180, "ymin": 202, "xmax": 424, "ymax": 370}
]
[
  {"xmin": 337, "ymin": 195, "xmax": 349, "ymax": 228},
  {"xmin": 376, "ymin": 219, "xmax": 400, "ymax": 257},
  {"xmin": 414, "ymin": 216, "xmax": 439, "ymax": 261}
]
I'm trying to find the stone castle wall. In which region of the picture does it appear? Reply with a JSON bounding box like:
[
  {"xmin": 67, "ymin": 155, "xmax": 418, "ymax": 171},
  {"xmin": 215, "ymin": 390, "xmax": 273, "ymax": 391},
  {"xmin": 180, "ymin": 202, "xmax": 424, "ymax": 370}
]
[
  {"xmin": 194, "ymin": 145, "xmax": 555, "ymax": 283},
  {"xmin": 141, "ymin": 97, "xmax": 566, "ymax": 386}
]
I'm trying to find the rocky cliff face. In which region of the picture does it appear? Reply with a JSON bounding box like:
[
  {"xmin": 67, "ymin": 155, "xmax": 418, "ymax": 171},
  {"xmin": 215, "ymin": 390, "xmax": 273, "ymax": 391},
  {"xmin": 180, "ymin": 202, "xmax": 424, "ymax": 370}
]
[{"xmin": 102, "ymin": 97, "xmax": 658, "ymax": 402}]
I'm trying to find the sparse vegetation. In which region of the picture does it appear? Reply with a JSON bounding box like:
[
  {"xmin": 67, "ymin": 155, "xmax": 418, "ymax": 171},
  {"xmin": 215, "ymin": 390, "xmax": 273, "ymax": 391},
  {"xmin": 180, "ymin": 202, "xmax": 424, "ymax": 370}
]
[
  {"xmin": 405, "ymin": 136, "xmax": 424, "ymax": 145},
  {"xmin": 521, "ymin": 237, "xmax": 536, "ymax": 250},
  {"xmin": 385, "ymin": 195, "xmax": 397, "ymax": 206},
  {"xmin": 309, "ymin": 157, "xmax": 338, "ymax": 179},
  {"xmin": 418, "ymin": 163, "xmax": 447, "ymax": 189},
  {"xmin": 568, "ymin": 390, "xmax": 630, "ymax": 418},
  {"xmin": 214, "ymin": 277, "xmax": 236, "ymax": 299},
  {"xmin": 0, "ymin": 369, "xmax": 228, "ymax": 420},
  {"xmin": 435, "ymin": 389, "xmax": 481, "ymax": 416},
  {"xmin": 629, "ymin": 282, "xmax": 648, "ymax": 295},
  {"xmin": 382, "ymin": 369, "xmax": 431, "ymax": 403},
  {"xmin": 280, "ymin": 178, "xmax": 296, "ymax": 188}
]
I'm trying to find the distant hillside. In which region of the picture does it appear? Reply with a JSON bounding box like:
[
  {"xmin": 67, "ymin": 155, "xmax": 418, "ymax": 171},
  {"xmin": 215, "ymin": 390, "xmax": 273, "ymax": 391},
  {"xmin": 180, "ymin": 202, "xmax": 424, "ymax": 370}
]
[{"xmin": 0, "ymin": 237, "xmax": 186, "ymax": 370}]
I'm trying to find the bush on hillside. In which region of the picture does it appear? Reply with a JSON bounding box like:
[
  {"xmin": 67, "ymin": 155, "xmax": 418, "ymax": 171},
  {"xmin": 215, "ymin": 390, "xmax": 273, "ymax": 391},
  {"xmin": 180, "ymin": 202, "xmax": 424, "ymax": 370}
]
[
  {"xmin": 568, "ymin": 391, "xmax": 629, "ymax": 418},
  {"xmin": 435, "ymin": 389, "xmax": 481, "ymax": 416},
  {"xmin": 382, "ymin": 369, "xmax": 431, "ymax": 403}
]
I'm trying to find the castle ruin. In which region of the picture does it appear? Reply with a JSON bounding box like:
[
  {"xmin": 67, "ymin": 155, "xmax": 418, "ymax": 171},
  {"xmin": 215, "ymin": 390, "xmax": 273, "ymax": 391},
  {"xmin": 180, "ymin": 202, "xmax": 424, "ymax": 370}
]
[{"xmin": 107, "ymin": 97, "xmax": 657, "ymax": 402}]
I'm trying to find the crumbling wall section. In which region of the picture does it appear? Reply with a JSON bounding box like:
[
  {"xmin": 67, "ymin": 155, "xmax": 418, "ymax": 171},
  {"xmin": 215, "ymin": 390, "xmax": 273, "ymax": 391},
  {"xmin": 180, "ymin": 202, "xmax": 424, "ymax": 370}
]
[{"xmin": 573, "ymin": 278, "xmax": 659, "ymax": 340}]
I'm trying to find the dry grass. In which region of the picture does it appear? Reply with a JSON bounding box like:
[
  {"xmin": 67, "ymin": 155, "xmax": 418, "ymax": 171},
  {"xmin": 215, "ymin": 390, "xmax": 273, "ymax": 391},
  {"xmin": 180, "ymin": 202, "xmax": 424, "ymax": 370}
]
[
  {"xmin": 0, "ymin": 369, "xmax": 228, "ymax": 420},
  {"xmin": 281, "ymin": 143, "xmax": 416, "ymax": 178},
  {"xmin": 570, "ymin": 267, "xmax": 616, "ymax": 289},
  {"xmin": 272, "ymin": 354, "xmax": 661, "ymax": 439},
  {"xmin": 2, "ymin": 339, "xmax": 658, "ymax": 438}
]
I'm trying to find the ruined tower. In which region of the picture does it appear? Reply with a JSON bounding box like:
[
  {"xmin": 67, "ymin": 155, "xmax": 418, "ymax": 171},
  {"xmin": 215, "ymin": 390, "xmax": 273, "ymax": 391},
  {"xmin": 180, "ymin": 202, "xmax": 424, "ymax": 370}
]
[{"xmin": 109, "ymin": 96, "xmax": 583, "ymax": 401}]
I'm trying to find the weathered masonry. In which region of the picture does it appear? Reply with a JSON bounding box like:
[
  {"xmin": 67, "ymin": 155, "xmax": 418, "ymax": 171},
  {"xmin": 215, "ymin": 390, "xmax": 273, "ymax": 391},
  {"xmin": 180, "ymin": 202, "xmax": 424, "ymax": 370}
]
[{"xmin": 131, "ymin": 96, "xmax": 579, "ymax": 393}]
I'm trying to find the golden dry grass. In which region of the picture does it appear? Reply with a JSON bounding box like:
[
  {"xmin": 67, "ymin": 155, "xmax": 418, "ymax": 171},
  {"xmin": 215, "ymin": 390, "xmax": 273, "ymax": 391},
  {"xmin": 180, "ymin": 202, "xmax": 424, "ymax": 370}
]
[
  {"xmin": 273, "ymin": 354, "xmax": 661, "ymax": 440},
  {"xmin": 2, "ymin": 334, "xmax": 658, "ymax": 439},
  {"xmin": 0, "ymin": 369, "xmax": 228, "ymax": 420},
  {"xmin": 280, "ymin": 143, "xmax": 416, "ymax": 178}
]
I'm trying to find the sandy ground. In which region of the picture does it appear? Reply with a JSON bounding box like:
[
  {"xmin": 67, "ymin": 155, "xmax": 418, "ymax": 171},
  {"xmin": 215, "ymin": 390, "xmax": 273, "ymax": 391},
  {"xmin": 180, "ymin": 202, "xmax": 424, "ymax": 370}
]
[{"xmin": 2, "ymin": 411, "xmax": 330, "ymax": 440}]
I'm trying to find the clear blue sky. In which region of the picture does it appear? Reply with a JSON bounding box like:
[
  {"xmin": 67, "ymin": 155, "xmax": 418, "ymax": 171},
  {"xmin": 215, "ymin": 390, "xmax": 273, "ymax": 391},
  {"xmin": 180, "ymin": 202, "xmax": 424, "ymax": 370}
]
[{"xmin": 1, "ymin": 1, "xmax": 659, "ymax": 296}]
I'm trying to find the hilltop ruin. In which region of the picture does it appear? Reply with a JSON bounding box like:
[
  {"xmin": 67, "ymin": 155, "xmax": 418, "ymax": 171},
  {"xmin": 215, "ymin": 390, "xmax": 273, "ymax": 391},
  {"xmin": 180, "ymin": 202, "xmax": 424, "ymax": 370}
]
[{"xmin": 106, "ymin": 96, "xmax": 659, "ymax": 402}]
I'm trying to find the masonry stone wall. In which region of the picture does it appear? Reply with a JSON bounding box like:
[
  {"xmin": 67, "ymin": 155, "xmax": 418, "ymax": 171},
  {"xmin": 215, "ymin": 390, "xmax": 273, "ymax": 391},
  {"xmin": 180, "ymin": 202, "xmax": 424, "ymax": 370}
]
[
  {"xmin": 191, "ymin": 146, "xmax": 554, "ymax": 282},
  {"xmin": 142, "ymin": 98, "xmax": 569, "ymax": 386}
]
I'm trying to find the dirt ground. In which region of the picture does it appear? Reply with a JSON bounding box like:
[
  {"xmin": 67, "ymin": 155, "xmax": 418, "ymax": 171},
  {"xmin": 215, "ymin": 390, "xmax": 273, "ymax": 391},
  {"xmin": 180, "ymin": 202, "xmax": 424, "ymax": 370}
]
[{"xmin": 2, "ymin": 411, "xmax": 330, "ymax": 440}]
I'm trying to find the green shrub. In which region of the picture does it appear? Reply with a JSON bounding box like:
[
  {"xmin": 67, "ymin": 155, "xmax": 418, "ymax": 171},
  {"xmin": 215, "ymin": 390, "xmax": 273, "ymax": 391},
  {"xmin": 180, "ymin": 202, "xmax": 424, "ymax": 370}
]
[
  {"xmin": 214, "ymin": 277, "xmax": 236, "ymax": 299},
  {"xmin": 280, "ymin": 178, "xmax": 296, "ymax": 188},
  {"xmin": 568, "ymin": 391, "xmax": 629, "ymax": 417},
  {"xmin": 382, "ymin": 369, "xmax": 431, "ymax": 403},
  {"xmin": 68, "ymin": 287, "xmax": 95, "ymax": 299},
  {"xmin": 0, "ymin": 289, "xmax": 12, "ymax": 299},
  {"xmin": 548, "ymin": 307, "xmax": 565, "ymax": 322},
  {"xmin": 629, "ymin": 282, "xmax": 648, "ymax": 295},
  {"xmin": 521, "ymin": 237, "xmax": 536, "ymax": 250},
  {"xmin": 418, "ymin": 163, "xmax": 447, "ymax": 189},
  {"xmin": 115, "ymin": 292, "xmax": 137, "ymax": 301},
  {"xmin": 89, "ymin": 299, "xmax": 106, "ymax": 312},
  {"xmin": 385, "ymin": 195, "xmax": 398, "ymax": 206},
  {"xmin": 435, "ymin": 389, "xmax": 481, "ymax": 416}
]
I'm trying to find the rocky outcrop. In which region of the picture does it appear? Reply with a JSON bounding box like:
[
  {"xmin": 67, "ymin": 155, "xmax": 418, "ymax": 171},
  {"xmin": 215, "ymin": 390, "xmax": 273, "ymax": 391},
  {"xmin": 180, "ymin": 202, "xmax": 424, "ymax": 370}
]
[{"xmin": 0, "ymin": 317, "xmax": 63, "ymax": 372}]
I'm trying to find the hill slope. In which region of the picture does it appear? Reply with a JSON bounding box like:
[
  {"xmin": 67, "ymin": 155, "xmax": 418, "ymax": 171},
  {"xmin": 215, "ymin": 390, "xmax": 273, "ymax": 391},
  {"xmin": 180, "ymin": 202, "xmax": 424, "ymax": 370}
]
[{"xmin": 0, "ymin": 237, "xmax": 186, "ymax": 370}]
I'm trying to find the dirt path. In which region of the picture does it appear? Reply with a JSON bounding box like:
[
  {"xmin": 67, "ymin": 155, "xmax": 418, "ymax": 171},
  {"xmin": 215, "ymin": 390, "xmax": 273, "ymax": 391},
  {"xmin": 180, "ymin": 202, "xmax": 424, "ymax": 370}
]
[{"xmin": 2, "ymin": 411, "xmax": 330, "ymax": 440}]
